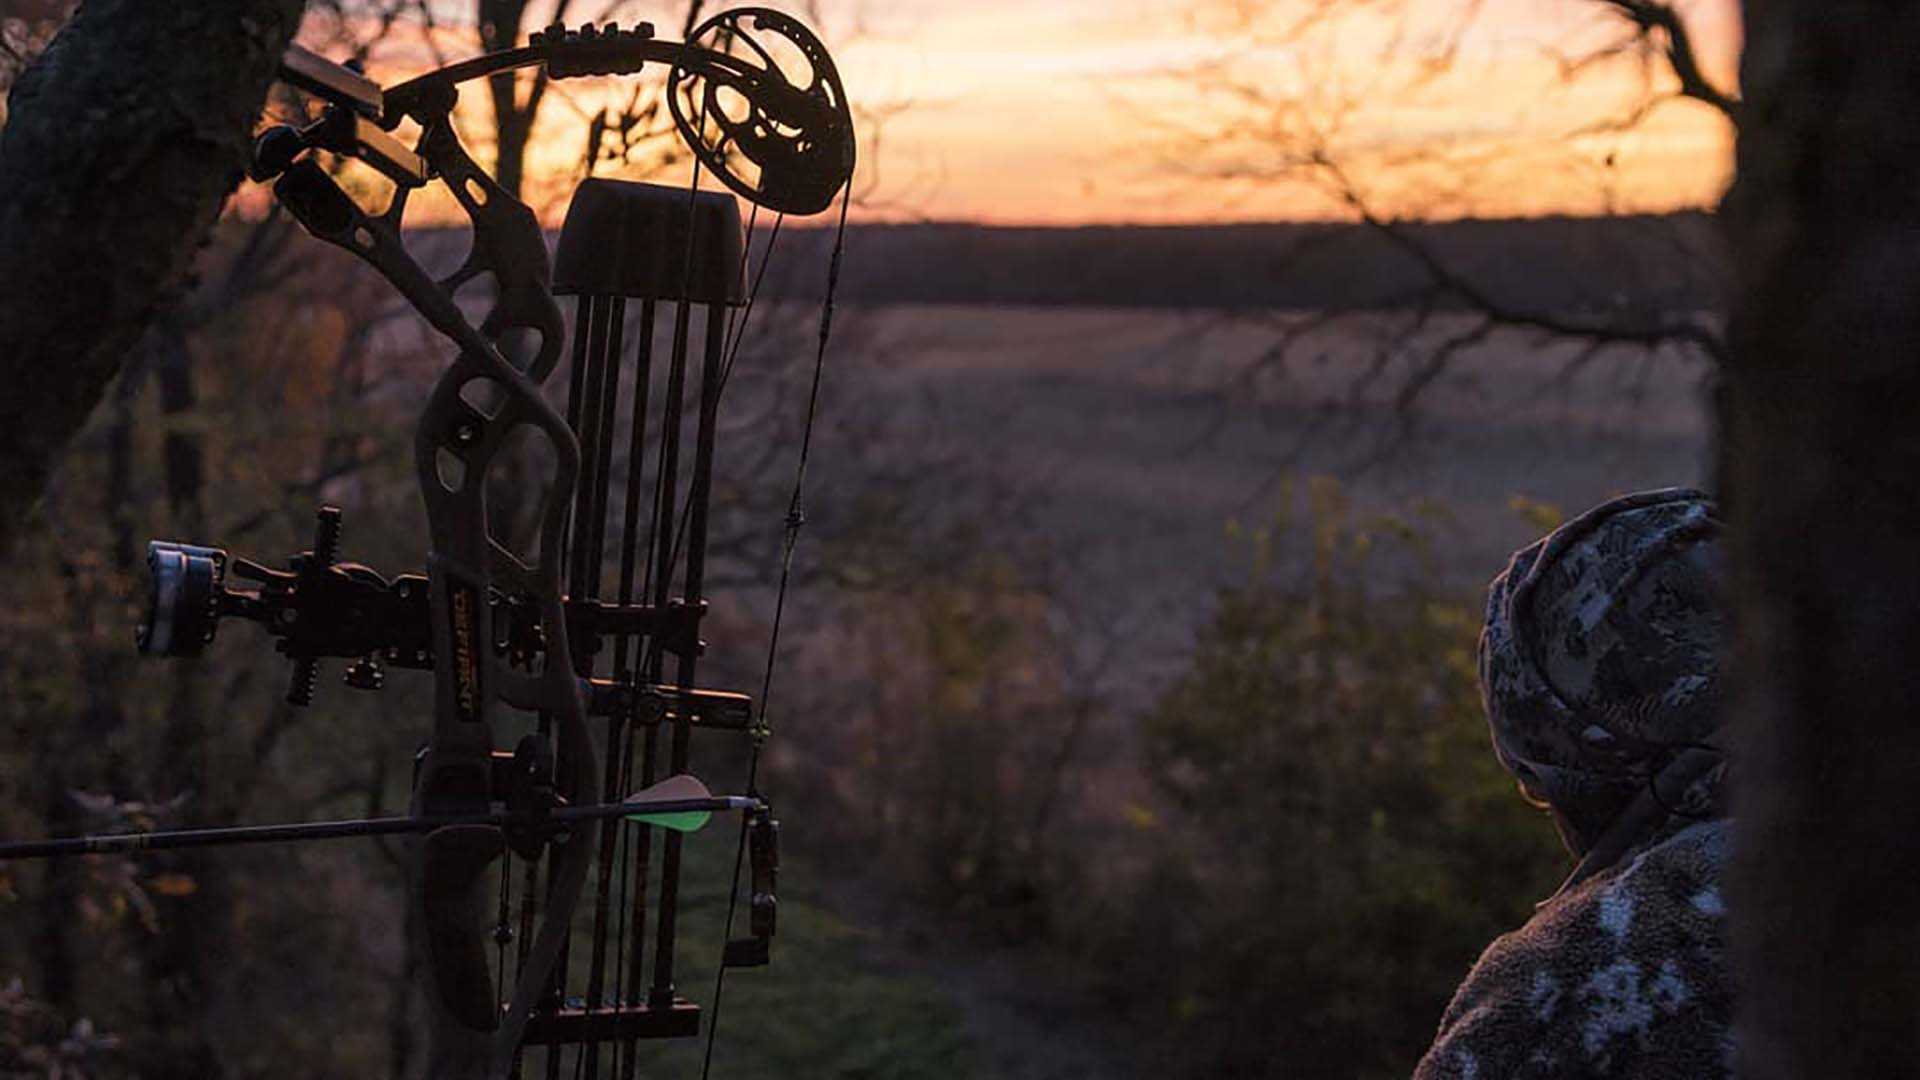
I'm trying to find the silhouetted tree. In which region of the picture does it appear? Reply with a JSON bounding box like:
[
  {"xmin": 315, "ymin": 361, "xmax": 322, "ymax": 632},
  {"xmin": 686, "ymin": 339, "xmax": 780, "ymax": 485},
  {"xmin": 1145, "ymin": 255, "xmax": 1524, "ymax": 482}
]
[
  {"xmin": 0, "ymin": 0, "xmax": 304, "ymax": 558},
  {"xmin": 1148, "ymin": 0, "xmax": 1737, "ymax": 462},
  {"xmin": 1721, "ymin": 3, "xmax": 1920, "ymax": 1076}
]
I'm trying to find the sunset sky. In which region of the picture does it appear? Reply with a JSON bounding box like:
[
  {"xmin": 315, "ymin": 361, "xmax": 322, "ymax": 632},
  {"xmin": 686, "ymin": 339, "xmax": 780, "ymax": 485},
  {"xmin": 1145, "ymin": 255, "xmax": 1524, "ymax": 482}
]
[
  {"xmin": 835, "ymin": 0, "xmax": 1739, "ymax": 223},
  {"xmin": 318, "ymin": 0, "xmax": 1741, "ymax": 225}
]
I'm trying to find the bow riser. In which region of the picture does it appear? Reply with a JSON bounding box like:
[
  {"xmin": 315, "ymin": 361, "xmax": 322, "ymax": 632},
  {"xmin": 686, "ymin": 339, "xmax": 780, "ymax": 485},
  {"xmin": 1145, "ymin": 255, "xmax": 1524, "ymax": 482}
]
[{"xmin": 269, "ymin": 85, "xmax": 601, "ymax": 1072}]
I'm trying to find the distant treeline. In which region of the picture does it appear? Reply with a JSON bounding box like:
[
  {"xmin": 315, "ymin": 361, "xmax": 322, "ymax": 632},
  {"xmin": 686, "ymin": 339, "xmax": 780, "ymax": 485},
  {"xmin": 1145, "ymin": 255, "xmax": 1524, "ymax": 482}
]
[
  {"xmin": 753, "ymin": 211, "xmax": 1724, "ymax": 313},
  {"xmin": 407, "ymin": 210, "xmax": 1722, "ymax": 313}
]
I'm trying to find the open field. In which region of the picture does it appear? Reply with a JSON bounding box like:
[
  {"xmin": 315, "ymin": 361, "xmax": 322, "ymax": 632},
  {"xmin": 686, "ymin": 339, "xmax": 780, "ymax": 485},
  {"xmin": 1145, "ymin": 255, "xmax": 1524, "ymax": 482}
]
[
  {"xmin": 0, "ymin": 228, "xmax": 1719, "ymax": 1077},
  {"xmin": 831, "ymin": 302, "xmax": 1713, "ymax": 680},
  {"xmin": 726, "ymin": 300, "xmax": 1718, "ymax": 1078}
]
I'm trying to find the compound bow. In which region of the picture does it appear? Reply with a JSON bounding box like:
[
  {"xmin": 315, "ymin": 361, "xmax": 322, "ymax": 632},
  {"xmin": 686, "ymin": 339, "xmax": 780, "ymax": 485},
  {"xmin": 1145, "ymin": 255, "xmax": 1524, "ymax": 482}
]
[{"xmin": 0, "ymin": 9, "xmax": 853, "ymax": 1080}]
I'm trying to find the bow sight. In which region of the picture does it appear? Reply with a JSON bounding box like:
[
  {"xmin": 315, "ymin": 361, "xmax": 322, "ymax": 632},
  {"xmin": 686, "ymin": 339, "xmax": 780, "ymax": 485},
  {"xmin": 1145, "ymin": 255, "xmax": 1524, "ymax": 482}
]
[
  {"xmin": 139, "ymin": 506, "xmax": 743, "ymax": 722},
  {"xmin": 5, "ymin": 10, "xmax": 852, "ymax": 1080}
]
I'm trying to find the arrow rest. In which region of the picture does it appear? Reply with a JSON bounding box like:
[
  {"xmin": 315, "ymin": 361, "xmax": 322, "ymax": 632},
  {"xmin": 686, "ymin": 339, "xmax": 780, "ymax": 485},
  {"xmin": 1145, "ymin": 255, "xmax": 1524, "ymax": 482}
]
[{"xmin": 501, "ymin": 734, "xmax": 560, "ymax": 861}]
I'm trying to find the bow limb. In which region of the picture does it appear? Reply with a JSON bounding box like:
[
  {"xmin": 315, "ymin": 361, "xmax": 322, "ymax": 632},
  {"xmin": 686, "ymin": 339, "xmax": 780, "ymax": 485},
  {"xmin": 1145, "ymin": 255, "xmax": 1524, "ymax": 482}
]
[
  {"xmin": 369, "ymin": 10, "xmax": 855, "ymax": 218},
  {"xmin": 379, "ymin": 33, "xmax": 797, "ymax": 123}
]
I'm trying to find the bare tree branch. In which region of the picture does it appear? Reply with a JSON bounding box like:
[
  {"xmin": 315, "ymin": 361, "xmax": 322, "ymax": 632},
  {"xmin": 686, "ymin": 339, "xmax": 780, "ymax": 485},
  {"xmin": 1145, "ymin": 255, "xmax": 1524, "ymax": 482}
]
[
  {"xmin": 1311, "ymin": 152, "xmax": 1726, "ymax": 362},
  {"xmin": 1597, "ymin": 0, "xmax": 1741, "ymax": 122}
]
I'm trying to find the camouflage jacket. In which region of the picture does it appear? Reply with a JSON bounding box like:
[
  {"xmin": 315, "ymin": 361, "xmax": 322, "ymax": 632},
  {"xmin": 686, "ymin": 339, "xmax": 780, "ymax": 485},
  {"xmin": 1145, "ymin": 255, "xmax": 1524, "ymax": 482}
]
[{"xmin": 1413, "ymin": 819, "xmax": 1732, "ymax": 1080}]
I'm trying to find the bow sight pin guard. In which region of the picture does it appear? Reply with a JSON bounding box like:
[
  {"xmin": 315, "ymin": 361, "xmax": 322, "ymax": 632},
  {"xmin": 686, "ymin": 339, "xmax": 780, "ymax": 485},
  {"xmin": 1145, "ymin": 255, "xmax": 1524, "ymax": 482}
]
[{"xmin": 138, "ymin": 541, "xmax": 227, "ymax": 658}]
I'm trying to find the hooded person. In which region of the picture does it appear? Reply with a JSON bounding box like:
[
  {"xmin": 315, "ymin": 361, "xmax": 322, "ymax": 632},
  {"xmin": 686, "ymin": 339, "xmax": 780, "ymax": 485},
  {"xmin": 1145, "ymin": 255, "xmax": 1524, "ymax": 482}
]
[{"xmin": 1414, "ymin": 489, "xmax": 1734, "ymax": 1079}]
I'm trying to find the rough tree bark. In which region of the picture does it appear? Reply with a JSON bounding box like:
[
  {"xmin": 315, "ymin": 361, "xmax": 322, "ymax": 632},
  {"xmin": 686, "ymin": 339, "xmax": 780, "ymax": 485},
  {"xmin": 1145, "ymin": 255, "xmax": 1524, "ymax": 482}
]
[
  {"xmin": 1722, "ymin": 3, "xmax": 1920, "ymax": 1077},
  {"xmin": 0, "ymin": 0, "xmax": 305, "ymax": 558}
]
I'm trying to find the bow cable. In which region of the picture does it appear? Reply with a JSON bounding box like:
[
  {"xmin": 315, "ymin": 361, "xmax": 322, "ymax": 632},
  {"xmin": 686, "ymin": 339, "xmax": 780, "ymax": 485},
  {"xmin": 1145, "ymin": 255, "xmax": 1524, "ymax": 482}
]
[
  {"xmin": 653, "ymin": 208, "xmax": 786, "ymax": 615},
  {"xmin": 700, "ymin": 176, "xmax": 853, "ymax": 1080}
]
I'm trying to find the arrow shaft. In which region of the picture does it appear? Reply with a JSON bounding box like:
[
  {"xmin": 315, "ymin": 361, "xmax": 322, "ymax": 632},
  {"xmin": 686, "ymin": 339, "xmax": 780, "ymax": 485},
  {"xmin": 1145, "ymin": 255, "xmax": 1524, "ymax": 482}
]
[
  {"xmin": 0, "ymin": 796, "xmax": 760, "ymax": 860},
  {"xmin": 0, "ymin": 815, "xmax": 423, "ymax": 859}
]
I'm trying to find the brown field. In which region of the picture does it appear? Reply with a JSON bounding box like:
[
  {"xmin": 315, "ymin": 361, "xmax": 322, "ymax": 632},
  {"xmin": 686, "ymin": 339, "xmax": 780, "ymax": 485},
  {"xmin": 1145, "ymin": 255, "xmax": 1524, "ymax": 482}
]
[
  {"xmin": 758, "ymin": 301, "xmax": 1715, "ymax": 1076},
  {"xmin": 837, "ymin": 303, "xmax": 1712, "ymax": 679}
]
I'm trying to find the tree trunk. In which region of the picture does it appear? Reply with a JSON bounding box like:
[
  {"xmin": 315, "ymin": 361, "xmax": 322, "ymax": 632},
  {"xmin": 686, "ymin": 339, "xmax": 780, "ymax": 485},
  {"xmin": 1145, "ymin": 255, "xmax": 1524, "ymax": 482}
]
[
  {"xmin": 0, "ymin": 0, "xmax": 304, "ymax": 558},
  {"xmin": 1721, "ymin": 4, "xmax": 1920, "ymax": 1077},
  {"xmin": 491, "ymin": 99, "xmax": 534, "ymax": 201},
  {"xmin": 479, "ymin": 0, "xmax": 546, "ymax": 201},
  {"xmin": 138, "ymin": 315, "xmax": 225, "ymax": 1079},
  {"xmin": 138, "ymin": 665, "xmax": 227, "ymax": 1080}
]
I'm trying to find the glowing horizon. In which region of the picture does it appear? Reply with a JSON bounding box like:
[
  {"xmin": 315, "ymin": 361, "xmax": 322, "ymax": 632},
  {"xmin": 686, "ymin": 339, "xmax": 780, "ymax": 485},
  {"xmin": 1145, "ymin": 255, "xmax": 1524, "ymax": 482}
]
[{"xmin": 294, "ymin": 0, "xmax": 1740, "ymax": 227}]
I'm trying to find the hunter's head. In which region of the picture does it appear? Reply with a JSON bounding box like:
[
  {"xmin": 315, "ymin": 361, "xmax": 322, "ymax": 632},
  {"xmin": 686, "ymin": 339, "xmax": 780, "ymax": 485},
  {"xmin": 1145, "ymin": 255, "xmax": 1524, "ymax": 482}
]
[{"xmin": 1479, "ymin": 489, "xmax": 1727, "ymax": 857}]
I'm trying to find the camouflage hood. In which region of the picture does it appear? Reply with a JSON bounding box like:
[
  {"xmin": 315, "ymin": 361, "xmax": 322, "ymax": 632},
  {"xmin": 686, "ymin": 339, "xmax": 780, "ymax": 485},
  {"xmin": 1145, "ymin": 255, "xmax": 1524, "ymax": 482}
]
[
  {"xmin": 1479, "ymin": 489, "xmax": 1728, "ymax": 871},
  {"xmin": 1414, "ymin": 818, "xmax": 1734, "ymax": 1080}
]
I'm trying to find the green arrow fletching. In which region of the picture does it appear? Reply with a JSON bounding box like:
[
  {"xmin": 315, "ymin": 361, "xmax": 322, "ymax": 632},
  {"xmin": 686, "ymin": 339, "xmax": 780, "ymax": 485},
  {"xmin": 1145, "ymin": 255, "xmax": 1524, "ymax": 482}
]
[
  {"xmin": 624, "ymin": 809, "xmax": 712, "ymax": 833},
  {"xmin": 620, "ymin": 774, "xmax": 719, "ymax": 832}
]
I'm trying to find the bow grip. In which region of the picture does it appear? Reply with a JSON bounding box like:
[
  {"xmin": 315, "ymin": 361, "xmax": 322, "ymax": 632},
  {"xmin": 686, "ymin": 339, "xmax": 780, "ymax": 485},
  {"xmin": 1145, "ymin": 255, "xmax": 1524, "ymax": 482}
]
[{"xmin": 415, "ymin": 823, "xmax": 507, "ymax": 1050}]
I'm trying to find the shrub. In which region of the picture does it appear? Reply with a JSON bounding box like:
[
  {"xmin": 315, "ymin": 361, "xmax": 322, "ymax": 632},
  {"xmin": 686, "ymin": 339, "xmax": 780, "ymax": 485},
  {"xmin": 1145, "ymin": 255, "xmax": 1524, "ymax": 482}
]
[{"xmin": 1108, "ymin": 478, "xmax": 1564, "ymax": 1079}]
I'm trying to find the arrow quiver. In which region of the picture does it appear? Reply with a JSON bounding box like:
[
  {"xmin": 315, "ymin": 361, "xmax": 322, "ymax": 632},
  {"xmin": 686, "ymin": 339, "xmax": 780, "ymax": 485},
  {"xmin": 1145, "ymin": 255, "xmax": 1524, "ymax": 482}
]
[{"xmin": 105, "ymin": 11, "xmax": 852, "ymax": 1079}]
